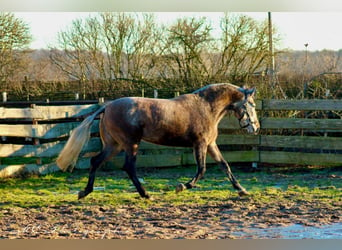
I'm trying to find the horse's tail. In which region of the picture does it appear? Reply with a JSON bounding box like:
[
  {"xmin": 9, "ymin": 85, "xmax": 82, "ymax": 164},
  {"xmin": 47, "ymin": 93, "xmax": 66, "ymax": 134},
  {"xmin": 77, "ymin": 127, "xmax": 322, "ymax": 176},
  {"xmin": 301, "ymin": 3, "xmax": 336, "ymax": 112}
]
[{"xmin": 56, "ymin": 105, "xmax": 107, "ymax": 172}]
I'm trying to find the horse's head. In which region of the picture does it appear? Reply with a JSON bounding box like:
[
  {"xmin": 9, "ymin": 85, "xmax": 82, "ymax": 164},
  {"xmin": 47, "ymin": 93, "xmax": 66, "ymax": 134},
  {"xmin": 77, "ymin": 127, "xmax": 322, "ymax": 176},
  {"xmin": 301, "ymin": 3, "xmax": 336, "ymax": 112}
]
[{"xmin": 230, "ymin": 87, "xmax": 260, "ymax": 134}]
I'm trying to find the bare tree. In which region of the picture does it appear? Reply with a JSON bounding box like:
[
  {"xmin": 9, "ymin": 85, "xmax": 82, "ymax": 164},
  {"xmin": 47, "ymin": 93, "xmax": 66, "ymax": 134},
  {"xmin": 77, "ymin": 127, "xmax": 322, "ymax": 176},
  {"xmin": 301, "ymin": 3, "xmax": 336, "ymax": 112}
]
[
  {"xmin": 123, "ymin": 13, "xmax": 162, "ymax": 80},
  {"xmin": 100, "ymin": 13, "xmax": 134, "ymax": 81},
  {"xmin": 158, "ymin": 14, "xmax": 275, "ymax": 90},
  {"xmin": 50, "ymin": 17, "xmax": 98, "ymax": 81},
  {"xmin": 50, "ymin": 13, "xmax": 161, "ymax": 95},
  {"xmin": 160, "ymin": 17, "xmax": 213, "ymax": 89},
  {"xmin": 0, "ymin": 13, "xmax": 31, "ymax": 90},
  {"xmin": 213, "ymin": 14, "xmax": 271, "ymax": 83}
]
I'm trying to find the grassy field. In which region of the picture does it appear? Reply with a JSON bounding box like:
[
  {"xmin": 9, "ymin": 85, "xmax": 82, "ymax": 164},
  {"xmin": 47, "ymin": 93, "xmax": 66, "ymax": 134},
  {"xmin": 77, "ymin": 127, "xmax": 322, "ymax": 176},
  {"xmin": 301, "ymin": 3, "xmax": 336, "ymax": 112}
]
[{"xmin": 0, "ymin": 165, "xmax": 341, "ymax": 209}]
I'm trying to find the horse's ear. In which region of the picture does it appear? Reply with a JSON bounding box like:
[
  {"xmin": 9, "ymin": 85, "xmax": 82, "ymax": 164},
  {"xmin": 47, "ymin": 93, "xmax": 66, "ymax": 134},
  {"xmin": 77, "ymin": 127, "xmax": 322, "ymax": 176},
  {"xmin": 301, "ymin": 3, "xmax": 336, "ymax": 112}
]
[
  {"xmin": 237, "ymin": 87, "xmax": 246, "ymax": 94},
  {"xmin": 237, "ymin": 86, "xmax": 256, "ymax": 98},
  {"xmin": 245, "ymin": 87, "xmax": 256, "ymax": 97}
]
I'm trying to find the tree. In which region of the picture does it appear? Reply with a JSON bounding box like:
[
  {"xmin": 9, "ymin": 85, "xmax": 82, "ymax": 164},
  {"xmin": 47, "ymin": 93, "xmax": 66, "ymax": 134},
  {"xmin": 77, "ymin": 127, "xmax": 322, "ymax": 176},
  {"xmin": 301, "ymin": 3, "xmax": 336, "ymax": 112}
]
[
  {"xmin": 160, "ymin": 17, "xmax": 213, "ymax": 89},
  {"xmin": 213, "ymin": 14, "xmax": 271, "ymax": 83},
  {"xmin": 49, "ymin": 13, "xmax": 282, "ymax": 97},
  {"xmin": 50, "ymin": 16, "xmax": 101, "ymax": 85},
  {"xmin": 50, "ymin": 13, "xmax": 161, "ymax": 96},
  {"xmin": 0, "ymin": 13, "xmax": 32, "ymax": 90},
  {"xmin": 158, "ymin": 14, "xmax": 276, "ymax": 90}
]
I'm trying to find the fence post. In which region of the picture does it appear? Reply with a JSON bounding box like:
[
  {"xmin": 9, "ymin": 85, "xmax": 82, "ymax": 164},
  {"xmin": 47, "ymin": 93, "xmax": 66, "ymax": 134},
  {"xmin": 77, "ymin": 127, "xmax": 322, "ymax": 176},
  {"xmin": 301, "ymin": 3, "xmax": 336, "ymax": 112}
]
[
  {"xmin": 2, "ymin": 92, "xmax": 7, "ymax": 102},
  {"xmin": 98, "ymin": 97, "xmax": 105, "ymax": 104},
  {"xmin": 24, "ymin": 76, "xmax": 30, "ymax": 101},
  {"xmin": 31, "ymin": 104, "xmax": 42, "ymax": 165}
]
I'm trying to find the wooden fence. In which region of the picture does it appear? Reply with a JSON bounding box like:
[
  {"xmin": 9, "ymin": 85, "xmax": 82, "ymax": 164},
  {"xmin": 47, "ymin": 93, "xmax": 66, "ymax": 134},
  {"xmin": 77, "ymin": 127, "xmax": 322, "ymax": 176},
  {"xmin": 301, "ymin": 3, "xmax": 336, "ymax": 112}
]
[{"xmin": 0, "ymin": 99, "xmax": 341, "ymax": 177}]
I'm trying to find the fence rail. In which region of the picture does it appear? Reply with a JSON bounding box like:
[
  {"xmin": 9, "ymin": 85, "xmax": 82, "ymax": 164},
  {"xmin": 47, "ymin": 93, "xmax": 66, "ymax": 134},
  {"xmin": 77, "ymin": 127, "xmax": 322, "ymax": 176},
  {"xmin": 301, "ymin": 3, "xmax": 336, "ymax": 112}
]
[{"xmin": 0, "ymin": 99, "xmax": 341, "ymax": 177}]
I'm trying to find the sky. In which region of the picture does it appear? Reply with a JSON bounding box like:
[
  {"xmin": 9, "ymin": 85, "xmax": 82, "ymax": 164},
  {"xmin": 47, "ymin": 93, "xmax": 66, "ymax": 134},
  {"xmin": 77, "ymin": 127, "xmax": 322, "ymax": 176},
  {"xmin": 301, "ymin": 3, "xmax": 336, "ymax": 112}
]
[{"xmin": 13, "ymin": 12, "xmax": 342, "ymax": 51}]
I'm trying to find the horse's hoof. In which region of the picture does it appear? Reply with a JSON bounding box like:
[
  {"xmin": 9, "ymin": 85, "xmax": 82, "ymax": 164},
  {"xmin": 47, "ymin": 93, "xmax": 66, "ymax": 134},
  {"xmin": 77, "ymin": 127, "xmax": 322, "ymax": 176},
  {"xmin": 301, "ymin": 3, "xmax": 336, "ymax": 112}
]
[
  {"xmin": 144, "ymin": 194, "xmax": 153, "ymax": 200},
  {"xmin": 175, "ymin": 183, "xmax": 186, "ymax": 193},
  {"xmin": 78, "ymin": 190, "xmax": 87, "ymax": 200},
  {"xmin": 147, "ymin": 196, "xmax": 154, "ymax": 201},
  {"xmin": 238, "ymin": 189, "xmax": 250, "ymax": 197}
]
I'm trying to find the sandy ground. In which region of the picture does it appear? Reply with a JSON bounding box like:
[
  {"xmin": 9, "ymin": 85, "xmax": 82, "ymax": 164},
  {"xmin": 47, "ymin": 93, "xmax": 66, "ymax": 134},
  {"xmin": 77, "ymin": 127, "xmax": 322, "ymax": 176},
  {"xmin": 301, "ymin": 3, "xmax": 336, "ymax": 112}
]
[{"xmin": 0, "ymin": 193, "xmax": 340, "ymax": 239}]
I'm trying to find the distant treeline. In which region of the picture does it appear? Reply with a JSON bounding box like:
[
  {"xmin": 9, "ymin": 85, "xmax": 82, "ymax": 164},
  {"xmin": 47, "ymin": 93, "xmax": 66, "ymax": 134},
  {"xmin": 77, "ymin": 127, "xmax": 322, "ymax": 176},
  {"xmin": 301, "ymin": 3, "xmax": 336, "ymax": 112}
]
[
  {"xmin": 3, "ymin": 48, "xmax": 342, "ymax": 101},
  {"xmin": 1, "ymin": 13, "xmax": 341, "ymax": 101}
]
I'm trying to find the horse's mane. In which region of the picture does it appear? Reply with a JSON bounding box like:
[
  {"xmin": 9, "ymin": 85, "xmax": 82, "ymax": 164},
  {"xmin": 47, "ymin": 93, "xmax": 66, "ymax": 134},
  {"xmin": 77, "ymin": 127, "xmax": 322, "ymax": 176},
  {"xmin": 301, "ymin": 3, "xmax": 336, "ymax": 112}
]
[
  {"xmin": 192, "ymin": 83, "xmax": 241, "ymax": 102},
  {"xmin": 192, "ymin": 83, "xmax": 238, "ymax": 94}
]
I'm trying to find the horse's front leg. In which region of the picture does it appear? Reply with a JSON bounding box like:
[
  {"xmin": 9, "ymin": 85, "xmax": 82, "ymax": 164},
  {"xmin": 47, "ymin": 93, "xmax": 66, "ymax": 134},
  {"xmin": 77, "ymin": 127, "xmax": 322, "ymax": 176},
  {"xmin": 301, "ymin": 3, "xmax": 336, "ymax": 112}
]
[
  {"xmin": 207, "ymin": 143, "xmax": 249, "ymax": 196},
  {"xmin": 176, "ymin": 142, "xmax": 207, "ymax": 193},
  {"xmin": 123, "ymin": 146, "xmax": 150, "ymax": 199}
]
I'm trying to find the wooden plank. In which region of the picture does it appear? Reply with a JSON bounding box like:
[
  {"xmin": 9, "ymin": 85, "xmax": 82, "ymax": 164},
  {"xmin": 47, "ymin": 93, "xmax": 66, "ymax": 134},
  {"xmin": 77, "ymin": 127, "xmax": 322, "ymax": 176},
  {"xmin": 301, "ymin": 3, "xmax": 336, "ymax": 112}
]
[
  {"xmin": 38, "ymin": 104, "xmax": 101, "ymax": 119},
  {"xmin": 260, "ymin": 135, "xmax": 342, "ymax": 150},
  {"xmin": 0, "ymin": 124, "xmax": 35, "ymax": 137},
  {"xmin": 110, "ymin": 154, "xmax": 182, "ymax": 168},
  {"xmin": 214, "ymin": 116, "xmax": 342, "ymax": 130},
  {"xmin": 0, "ymin": 163, "xmax": 60, "ymax": 178},
  {"xmin": 219, "ymin": 151, "xmax": 259, "ymax": 163},
  {"xmin": 140, "ymin": 135, "xmax": 260, "ymax": 149},
  {"xmin": 1, "ymin": 154, "xmax": 180, "ymax": 177},
  {"xmin": 218, "ymin": 117, "xmax": 240, "ymax": 129},
  {"xmin": 111, "ymin": 151, "xmax": 259, "ymax": 169},
  {"xmin": 220, "ymin": 116, "xmax": 342, "ymax": 130},
  {"xmin": 260, "ymin": 151, "xmax": 342, "ymax": 166},
  {"xmin": 181, "ymin": 151, "xmax": 259, "ymax": 165},
  {"xmin": 216, "ymin": 134, "xmax": 259, "ymax": 145},
  {"xmin": 0, "ymin": 120, "xmax": 100, "ymax": 139},
  {"xmin": 255, "ymin": 100, "xmax": 262, "ymax": 110},
  {"xmin": 1, "ymin": 149, "xmax": 340, "ymax": 178},
  {"xmin": 139, "ymin": 135, "xmax": 342, "ymax": 151},
  {"xmin": 0, "ymin": 104, "xmax": 100, "ymax": 120},
  {"xmin": 0, "ymin": 157, "xmax": 102, "ymax": 178},
  {"xmin": 262, "ymin": 99, "xmax": 342, "ymax": 111},
  {"xmin": 4, "ymin": 133, "xmax": 340, "ymax": 160},
  {"xmin": 0, "ymin": 138, "xmax": 101, "ymax": 157},
  {"xmin": 261, "ymin": 118, "xmax": 342, "ymax": 130},
  {"xmin": 139, "ymin": 141, "xmax": 189, "ymax": 151}
]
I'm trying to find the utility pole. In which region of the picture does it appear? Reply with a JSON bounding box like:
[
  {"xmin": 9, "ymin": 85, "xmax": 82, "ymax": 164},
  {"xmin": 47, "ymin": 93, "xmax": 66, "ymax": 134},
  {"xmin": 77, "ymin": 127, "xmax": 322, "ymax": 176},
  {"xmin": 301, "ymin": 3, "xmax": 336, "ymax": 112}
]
[
  {"xmin": 303, "ymin": 43, "xmax": 309, "ymax": 98},
  {"xmin": 267, "ymin": 12, "xmax": 286, "ymax": 99}
]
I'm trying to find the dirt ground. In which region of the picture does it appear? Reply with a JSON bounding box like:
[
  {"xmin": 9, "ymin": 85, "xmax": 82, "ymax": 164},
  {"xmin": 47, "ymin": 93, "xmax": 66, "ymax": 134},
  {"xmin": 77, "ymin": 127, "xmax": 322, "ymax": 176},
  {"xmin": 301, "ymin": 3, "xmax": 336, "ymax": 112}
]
[
  {"xmin": 0, "ymin": 192, "xmax": 341, "ymax": 239},
  {"xmin": 0, "ymin": 166, "xmax": 341, "ymax": 239}
]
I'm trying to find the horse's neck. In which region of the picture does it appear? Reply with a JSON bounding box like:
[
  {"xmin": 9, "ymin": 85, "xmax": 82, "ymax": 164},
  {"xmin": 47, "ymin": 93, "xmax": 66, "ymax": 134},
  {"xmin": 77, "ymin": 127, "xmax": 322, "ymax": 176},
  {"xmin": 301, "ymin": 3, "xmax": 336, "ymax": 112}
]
[
  {"xmin": 212, "ymin": 99, "xmax": 230, "ymax": 122},
  {"xmin": 191, "ymin": 90, "xmax": 233, "ymax": 122},
  {"xmin": 210, "ymin": 91, "xmax": 234, "ymax": 113}
]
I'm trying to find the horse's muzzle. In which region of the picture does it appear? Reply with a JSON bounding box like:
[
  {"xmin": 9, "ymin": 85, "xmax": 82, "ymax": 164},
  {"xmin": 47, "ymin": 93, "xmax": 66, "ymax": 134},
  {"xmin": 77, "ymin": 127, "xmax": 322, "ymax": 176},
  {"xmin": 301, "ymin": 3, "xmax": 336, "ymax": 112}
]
[{"xmin": 246, "ymin": 124, "xmax": 260, "ymax": 135}]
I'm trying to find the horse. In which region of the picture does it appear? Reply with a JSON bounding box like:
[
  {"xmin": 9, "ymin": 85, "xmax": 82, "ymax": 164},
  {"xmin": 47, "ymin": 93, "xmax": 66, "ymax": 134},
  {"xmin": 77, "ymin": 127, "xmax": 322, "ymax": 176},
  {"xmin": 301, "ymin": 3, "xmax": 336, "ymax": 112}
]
[{"xmin": 57, "ymin": 83, "xmax": 260, "ymax": 200}]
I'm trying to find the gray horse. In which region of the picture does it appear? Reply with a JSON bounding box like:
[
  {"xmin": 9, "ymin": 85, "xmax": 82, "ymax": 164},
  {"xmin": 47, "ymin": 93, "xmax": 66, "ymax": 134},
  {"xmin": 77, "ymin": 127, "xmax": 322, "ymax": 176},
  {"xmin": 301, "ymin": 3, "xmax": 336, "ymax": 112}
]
[{"xmin": 57, "ymin": 83, "xmax": 260, "ymax": 200}]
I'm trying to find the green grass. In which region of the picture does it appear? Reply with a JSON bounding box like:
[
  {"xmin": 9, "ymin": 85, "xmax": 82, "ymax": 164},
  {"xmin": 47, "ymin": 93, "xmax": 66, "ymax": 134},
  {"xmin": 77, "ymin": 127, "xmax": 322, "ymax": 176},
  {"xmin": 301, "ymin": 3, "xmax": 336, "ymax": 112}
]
[
  {"xmin": 0, "ymin": 165, "xmax": 341, "ymax": 209},
  {"xmin": 0, "ymin": 157, "xmax": 54, "ymax": 165}
]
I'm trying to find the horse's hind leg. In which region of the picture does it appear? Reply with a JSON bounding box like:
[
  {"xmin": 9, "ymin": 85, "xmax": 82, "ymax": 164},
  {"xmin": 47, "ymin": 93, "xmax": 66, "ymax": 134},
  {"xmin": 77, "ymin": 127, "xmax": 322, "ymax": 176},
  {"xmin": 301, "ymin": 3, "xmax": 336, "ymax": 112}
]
[
  {"xmin": 78, "ymin": 145, "xmax": 120, "ymax": 199},
  {"xmin": 78, "ymin": 114, "xmax": 122, "ymax": 199},
  {"xmin": 208, "ymin": 143, "xmax": 249, "ymax": 196}
]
